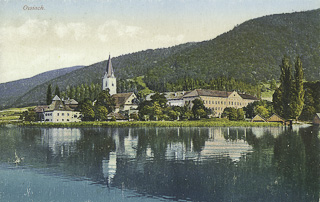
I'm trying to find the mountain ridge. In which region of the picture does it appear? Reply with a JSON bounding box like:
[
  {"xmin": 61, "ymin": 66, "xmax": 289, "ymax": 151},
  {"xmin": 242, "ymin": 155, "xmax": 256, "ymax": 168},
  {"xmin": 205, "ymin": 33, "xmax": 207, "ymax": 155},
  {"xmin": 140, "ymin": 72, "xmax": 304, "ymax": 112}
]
[{"xmin": 1, "ymin": 9, "xmax": 320, "ymax": 109}]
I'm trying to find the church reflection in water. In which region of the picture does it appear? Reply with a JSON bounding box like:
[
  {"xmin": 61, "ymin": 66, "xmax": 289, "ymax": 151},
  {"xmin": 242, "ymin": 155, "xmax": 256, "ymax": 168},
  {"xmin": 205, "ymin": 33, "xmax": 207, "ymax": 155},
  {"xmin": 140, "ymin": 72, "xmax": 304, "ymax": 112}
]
[{"xmin": 4, "ymin": 125, "xmax": 318, "ymax": 202}]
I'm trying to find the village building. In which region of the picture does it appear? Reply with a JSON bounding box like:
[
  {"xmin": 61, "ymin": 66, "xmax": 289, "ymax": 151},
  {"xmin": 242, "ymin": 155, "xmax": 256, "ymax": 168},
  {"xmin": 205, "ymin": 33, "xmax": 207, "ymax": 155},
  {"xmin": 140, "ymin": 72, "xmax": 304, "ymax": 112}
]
[
  {"xmin": 40, "ymin": 95, "xmax": 81, "ymax": 123},
  {"xmin": 183, "ymin": 89, "xmax": 259, "ymax": 117},
  {"xmin": 267, "ymin": 114, "xmax": 286, "ymax": 125},
  {"xmin": 251, "ymin": 114, "xmax": 266, "ymax": 122},
  {"xmin": 146, "ymin": 91, "xmax": 187, "ymax": 107},
  {"xmin": 313, "ymin": 113, "xmax": 320, "ymax": 125},
  {"xmin": 64, "ymin": 98, "xmax": 78, "ymax": 109},
  {"xmin": 102, "ymin": 55, "xmax": 138, "ymax": 116},
  {"xmin": 113, "ymin": 92, "xmax": 138, "ymax": 113}
]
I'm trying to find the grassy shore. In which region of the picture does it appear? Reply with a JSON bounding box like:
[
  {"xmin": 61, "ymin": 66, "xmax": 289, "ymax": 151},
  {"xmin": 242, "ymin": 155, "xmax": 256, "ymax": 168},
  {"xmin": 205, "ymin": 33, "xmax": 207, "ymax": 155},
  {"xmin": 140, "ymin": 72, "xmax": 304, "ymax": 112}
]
[{"xmin": 15, "ymin": 119, "xmax": 282, "ymax": 128}]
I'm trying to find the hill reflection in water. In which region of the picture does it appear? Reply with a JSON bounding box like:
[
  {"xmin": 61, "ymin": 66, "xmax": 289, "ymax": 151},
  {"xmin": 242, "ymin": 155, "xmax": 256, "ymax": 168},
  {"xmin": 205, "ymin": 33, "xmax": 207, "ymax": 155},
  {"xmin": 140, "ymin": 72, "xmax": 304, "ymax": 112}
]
[{"xmin": 0, "ymin": 126, "xmax": 318, "ymax": 201}]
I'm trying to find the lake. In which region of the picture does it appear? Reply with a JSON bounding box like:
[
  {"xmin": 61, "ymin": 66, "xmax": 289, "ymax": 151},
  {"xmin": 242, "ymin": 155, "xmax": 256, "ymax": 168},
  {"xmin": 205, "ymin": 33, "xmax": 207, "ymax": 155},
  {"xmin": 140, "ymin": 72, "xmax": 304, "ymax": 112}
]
[{"xmin": 0, "ymin": 125, "xmax": 319, "ymax": 202}]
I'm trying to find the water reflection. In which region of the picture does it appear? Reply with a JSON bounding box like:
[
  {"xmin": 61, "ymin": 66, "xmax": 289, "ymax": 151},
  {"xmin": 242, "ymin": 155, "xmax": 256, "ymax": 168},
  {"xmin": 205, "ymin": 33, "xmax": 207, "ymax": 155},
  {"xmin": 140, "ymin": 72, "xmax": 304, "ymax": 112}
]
[{"xmin": 0, "ymin": 125, "xmax": 319, "ymax": 201}]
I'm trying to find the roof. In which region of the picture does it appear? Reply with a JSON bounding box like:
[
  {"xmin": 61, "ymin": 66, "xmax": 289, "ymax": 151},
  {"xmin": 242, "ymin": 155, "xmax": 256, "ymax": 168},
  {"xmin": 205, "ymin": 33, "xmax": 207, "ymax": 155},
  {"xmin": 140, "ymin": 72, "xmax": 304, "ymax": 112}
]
[
  {"xmin": 106, "ymin": 55, "xmax": 114, "ymax": 78},
  {"xmin": 107, "ymin": 112, "xmax": 127, "ymax": 120},
  {"xmin": 251, "ymin": 114, "xmax": 266, "ymax": 122},
  {"xmin": 64, "ymin": 99, "xmax": 78, "ymax": 105},
  {"xmin": 183, "ymin": 89, "xmax": 232, "ymax": 98},
  {"xmin": 34, "ymin": 105, "xmax": 49, "ymax": 113},
  {"xmin": 52, "ymin": 95, "xmax": 61, "ymax": 101},
  {"xmin": 239, "ymin": 93, "xmax": 259, "ymax": 100},
  {"xmin": 315, "ymin": 113, "xmax": 320, "ymax": 118},
  {"xmin": 45, "ymin": 99, "xmax": 73, "ymax": 112},
  {"xmin": 183, "ymin": 89, "xmax": 259, "ymax": 100},
  {"xmin": 112, "ymin": 92, "xmax": 135, "ymax": 107},
  {"xmin": 146, "ymin": 91, "xmax": 188, "ymax": 101},
  {"xmin": 267, "ymin": 114, "xmax": 285, "ymax": 122}
]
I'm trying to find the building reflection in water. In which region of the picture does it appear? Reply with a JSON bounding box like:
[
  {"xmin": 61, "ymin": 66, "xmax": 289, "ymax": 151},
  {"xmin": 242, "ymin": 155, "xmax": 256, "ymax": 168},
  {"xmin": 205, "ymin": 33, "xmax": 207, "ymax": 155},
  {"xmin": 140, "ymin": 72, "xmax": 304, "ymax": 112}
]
[{"xmin": 25, "ymin": 125, "xmax": 318, "ymax": 201}]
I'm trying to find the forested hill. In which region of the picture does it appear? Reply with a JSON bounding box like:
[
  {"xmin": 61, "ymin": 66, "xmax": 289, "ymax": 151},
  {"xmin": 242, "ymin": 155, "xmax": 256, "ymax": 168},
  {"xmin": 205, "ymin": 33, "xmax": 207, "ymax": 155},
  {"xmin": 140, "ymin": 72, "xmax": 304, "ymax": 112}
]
[
  {"xmin": 2, "ymin": 9, "xmax": 320, "ymax": 108},
  {"xmin": 0, "ymin": 66, "xmax": 84, "ymax": 109},
  {"xmin": 142, "ymin": 9, "xmax": 320, "ymax": 90}
]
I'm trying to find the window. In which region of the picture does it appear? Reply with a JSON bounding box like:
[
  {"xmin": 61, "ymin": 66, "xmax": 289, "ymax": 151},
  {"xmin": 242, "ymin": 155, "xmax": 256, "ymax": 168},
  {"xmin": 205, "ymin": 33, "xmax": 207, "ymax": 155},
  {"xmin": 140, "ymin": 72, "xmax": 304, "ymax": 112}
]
[
  {"xmin": 62, "ymin": 119, "xmax": 64, "ymax": 121},
  {"xmin": 232, "ymin": 102, "xmax": 233, "ymax": 105},
  {"xmin": 57, "ymin": 119, "xmax": 59, "ymax": 121},
  {"xmin": 218, "ymin": 101, "xmax": 220, "ymax": 104},
  {"xmin": 62, "ymin": 113, "xmax": 64, "ymax": 116},
  {"xmin": 67, "ymin": 113, "xmax": 70, "ymax": 116},
  {"xmin": 67, "ymin": 119, "xmax": 69, "ymax": 121},
  {"xmin": 57, "ymin": 113, "xmax": 59, "ymax": 116},
  {"xmin": 215, "ymin": 101, "xmax": 217, "ymax": 104}
]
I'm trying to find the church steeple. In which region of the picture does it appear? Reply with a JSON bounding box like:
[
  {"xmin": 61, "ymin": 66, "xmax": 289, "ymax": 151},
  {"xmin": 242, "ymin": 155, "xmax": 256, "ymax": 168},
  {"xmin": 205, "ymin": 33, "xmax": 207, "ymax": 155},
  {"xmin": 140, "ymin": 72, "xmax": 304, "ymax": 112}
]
[
  {"xmin": 102, "ymin": 55, "xmax": 117, "ymax": 95},
  {"xmin": 106, "ymin": 55, "xmax": 114, "ymax": 78}
]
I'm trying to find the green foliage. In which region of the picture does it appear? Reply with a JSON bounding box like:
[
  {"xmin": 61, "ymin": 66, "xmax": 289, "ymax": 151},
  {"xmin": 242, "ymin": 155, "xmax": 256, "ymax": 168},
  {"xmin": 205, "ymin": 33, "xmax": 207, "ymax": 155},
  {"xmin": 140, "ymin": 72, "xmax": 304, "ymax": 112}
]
[
  {"xmin": 222, "ymin": 107, "xmax": 246, "ymax": 121},
  {"xmin": 270, "ymin": 79, "xmax": 277, "ymax": 90},
  {"xmin": 19, "ymin": 108, "xmax": 37, "ymax": 122},
  {"xmin": 95, "ymin": 89, "xmax": 115, "ymax": 113},
  {"xmin": 300, "ymin": 81, "xmax": 320, "ymax": 121},
  {"xmin": 46, "ymin": 84, "xmax": 52, "ymax": 105},
  {"xmin": 54, "ymin": 86, "xmax": 60, "ymax": 97},
  {"xmin": 79, "ymin": 99, "xmax": 95, "ymax": 121},
  {"xmin": 94, "ymin": 105, "xmax": 108, "ymax": 121},
  {"xmin": 273, "ymin": 56, "xmax": 305, "ymax": 120},
  {"xmin": 291, "ymin": 56, "xmax": 305, "ymax": 120},
  {"xmin": 192, "ymin": 99, "xmax": 208, "ymax": 119},
  {"xmin": 244, "ymin": 100, "xmax": 274, "ymax": 119}
]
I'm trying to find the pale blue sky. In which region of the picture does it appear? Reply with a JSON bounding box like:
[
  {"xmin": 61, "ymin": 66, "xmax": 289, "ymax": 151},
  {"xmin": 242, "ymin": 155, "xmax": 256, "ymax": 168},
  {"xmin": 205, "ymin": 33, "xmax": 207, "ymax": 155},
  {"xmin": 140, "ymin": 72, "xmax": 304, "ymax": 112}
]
[{"xmin": 0, "ymin": 0, "xmax": 319, "ymax": 83}]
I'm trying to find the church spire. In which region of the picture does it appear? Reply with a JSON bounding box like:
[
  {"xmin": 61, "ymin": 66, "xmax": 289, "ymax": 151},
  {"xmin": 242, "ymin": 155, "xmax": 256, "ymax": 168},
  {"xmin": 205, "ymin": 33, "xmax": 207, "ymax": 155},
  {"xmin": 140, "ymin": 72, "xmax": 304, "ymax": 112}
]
[{"xmin": 106, "ymin": 55, "xmax": 114, "ymax": 78}]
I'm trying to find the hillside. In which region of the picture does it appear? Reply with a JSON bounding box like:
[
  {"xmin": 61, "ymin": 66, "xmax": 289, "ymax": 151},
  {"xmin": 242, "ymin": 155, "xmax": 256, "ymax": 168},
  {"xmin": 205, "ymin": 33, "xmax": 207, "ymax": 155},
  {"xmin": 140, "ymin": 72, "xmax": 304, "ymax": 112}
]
[
  {"xmin": 0, "ymin": 66, "xmax": 83, "ymax": 109},
  {"xmin": 3, "ymin": 9, "xmax": 320, "ymax": 108}
]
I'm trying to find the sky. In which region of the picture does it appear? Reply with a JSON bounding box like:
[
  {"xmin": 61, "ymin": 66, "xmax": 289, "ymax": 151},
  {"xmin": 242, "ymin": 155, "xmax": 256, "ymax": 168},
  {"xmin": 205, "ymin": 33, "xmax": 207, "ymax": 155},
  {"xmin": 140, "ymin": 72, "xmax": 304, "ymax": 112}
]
[{"xmin": 0, "ymin": 0, "xmax": 319, "ymax": 83}]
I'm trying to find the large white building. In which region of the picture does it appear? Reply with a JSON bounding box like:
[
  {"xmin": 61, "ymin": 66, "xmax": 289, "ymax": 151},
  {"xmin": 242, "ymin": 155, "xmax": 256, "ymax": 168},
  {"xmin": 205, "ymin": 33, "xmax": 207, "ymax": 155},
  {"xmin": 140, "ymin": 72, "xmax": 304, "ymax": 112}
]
[{"xmin": 42, "ymin": 95, "xmax": 81, "ymax": 123}]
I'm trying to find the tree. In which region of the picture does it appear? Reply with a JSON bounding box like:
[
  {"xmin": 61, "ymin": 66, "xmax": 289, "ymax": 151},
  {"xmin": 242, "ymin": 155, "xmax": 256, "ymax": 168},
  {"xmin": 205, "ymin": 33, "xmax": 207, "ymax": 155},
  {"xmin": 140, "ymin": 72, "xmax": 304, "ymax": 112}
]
[
  {"xmin": 20, "ymin": 108, "xmax": 37, "ymax": 122},
  {"xmin": 192, "ymin": 99, "xmax": 207, "ymax": 119},
  {"xmin": 94, "ymin": 105, "xmax": 108, "ymax": 121},
  {"xmin": 79, "ymin": 99, "xmax": 95, "ymax": 121},
  {"xmin": 54, "ymin": 85, "xmax": 60, "ymax": 97},
  {"xmin": 222, "ymin": 107, "xmax": 237, "ymax": 121},
  {"xmin": 273, "ymin": 87, "xmax": 283, "ymax": 116},
  {"xmin": 255, "ymin": 105, "xmax": 269, "ymax": 118},
  {"xmin": 237, "ymin": 108, "xmax": 245, "ymax": 121},
  {"xmin": 280, "ymin": 56, "xmax": 293, "ymax": 119},
  {"xmin": 46, "ymin": 84, "xmax": 52, "ymax": 105},
  {"xmin": 96, "ymin": 90, "xmax": 115, "ymax": 113},
  {"xmin": 291, "ymin": 56, "xmax": 305, "ymax": 120}
]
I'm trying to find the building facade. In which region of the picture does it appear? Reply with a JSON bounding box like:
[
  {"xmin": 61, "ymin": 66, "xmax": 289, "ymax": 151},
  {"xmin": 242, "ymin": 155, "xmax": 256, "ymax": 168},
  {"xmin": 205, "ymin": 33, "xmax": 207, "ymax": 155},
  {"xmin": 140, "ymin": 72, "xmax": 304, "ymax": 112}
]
[
  {"xmin": 42, "ymin": 95, "xmax": 81, "ymax": 123},
  {"xmin": 183, "ymin": 89, "xmax": 259, "ymax": 117}
]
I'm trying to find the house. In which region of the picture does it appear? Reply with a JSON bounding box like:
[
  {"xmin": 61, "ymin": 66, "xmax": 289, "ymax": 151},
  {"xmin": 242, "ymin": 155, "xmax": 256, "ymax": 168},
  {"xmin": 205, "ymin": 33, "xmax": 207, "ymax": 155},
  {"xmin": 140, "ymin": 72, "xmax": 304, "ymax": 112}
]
[
  {"xmin": 101, "ymin": 55, "xmax": 138, "ymax": 115},
  {"xmin": 107, "ymin": 112, "xmax": 127, "ymax": 121},
  {"xmin": 251, "ymin": 114, "xmax": 266, "ymax": 122},
  {"xmin": 42, "ymin": 95, "xmax": 81, "ymax": 123},
  {"xmin": 313, "ymin": 113, "xmax": 320, "ymax": 125},
  {"xmin": 146, "ymin": 91, "xmax": 187, "ymax": 107},
  {"xmin": 183, "ymin": 89, "xmax": 259, "ymax": 117},
  {"xmin": 64, "ymin": 99, "xmax": 78, "ymax": 109},
  {"xmin": 112, "ymin": 92, "xmax": 138, "ymax": 113},
  {"xmin": 267, "ymin": 114, "xmax": 286, "ymax": 125}
]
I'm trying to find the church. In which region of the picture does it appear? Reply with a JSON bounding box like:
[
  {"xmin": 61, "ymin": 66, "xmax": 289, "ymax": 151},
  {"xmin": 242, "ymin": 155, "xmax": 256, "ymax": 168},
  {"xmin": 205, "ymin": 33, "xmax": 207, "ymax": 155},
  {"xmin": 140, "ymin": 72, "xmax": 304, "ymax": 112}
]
[{"xmin": 102, "ymin": 55, "xmax": 138, "ymax": 115}]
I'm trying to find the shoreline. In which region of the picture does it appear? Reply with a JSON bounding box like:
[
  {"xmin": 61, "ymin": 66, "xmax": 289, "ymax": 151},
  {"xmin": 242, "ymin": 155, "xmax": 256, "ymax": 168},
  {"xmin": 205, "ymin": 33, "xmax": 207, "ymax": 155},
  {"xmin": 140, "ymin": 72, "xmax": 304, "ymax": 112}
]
[{"xmin": 1, "ymin": 120, "xmax": 284, "ymax": 128}]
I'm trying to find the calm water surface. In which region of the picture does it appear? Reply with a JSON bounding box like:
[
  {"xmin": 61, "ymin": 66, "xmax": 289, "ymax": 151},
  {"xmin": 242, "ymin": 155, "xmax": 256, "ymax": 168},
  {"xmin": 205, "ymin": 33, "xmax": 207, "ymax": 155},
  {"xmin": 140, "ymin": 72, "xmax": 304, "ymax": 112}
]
[{"xmin": 0, "ymin": 125, "xmax": 319, "ymax": 202}]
